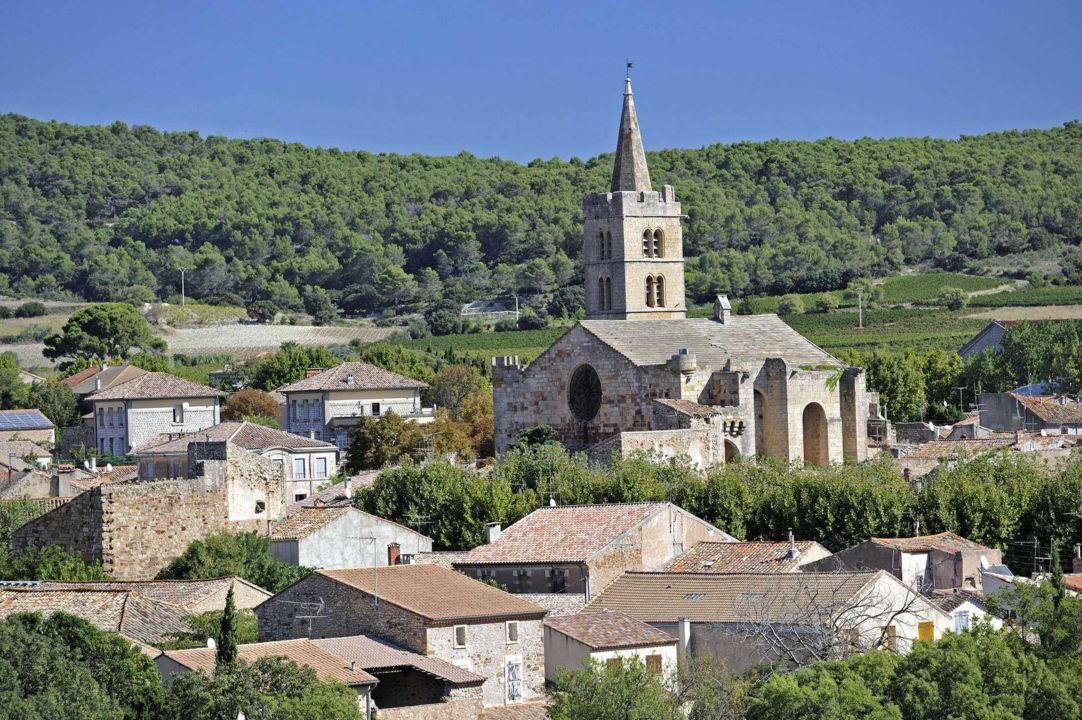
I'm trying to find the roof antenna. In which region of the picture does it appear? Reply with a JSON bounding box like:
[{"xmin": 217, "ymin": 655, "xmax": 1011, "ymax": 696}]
[{"xmin": 625, "ymin": 61, "xmax": 633, "ymax": 80}]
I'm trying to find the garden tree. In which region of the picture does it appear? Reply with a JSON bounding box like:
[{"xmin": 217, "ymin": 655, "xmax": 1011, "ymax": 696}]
[
  {"xmin": 42, "ymin": 303, "xmax": 166, "ymax": 365},
  {"xmin": 515, "ymin": 424, "xmax": 560, "ymax": 447},
  {"xmin": 161, "ymin": 607, "xmax": 259, "ymax": 651},
  {"xmin": 216, "ymin": 584, "xmax": 238, "ymax": 666},
  {"xmin": 221, "ymin": 388, "xmax": 281, "ymax": 423},
  {"xmin": 302, "ymin": 286, "xmax": 337, "ymax": 325},
  {"xmin": 128, "ymin": 352, "xmax": 170, "ymax": 372},
  {"xmin": 353, "ymin": 342, "xmax": 443, "ymax": 384},
  {"xmin": 844, "ymin": 278, "xmax": 885, "ymax": 308},
  {"xmin": 921, "ymin": 348, "xmax": 964, "ymax": 422},
  {"xmin": 516, "ymin": 306, "xmax": 550, "ymax": 330},
  {"xmin": 0, "ymin": 499, "xmax": 45, "ymax": 547},
  {"xmin": 0, "ymin": 546, "xmax": 111, "ymax": 581},
  {"xmin": 26, "ymin": 379, "xmax": 79, "ymax": 427},
  {"xmin": 156, "ymin": 532, "xmax": 309, "ymax": 593},
  {"xmin": 549, "ymin": 658, "xmax": 677, "ymax": 720},
  {"xmin": 0, "ymin": 611, "xmax": 165, "ymax": 720},
  {"xmin": 428, "ymin": 364, "xmax": 488, "ymax": 419},
  {"xmin": 547, "ymin": 285, "xmax": 585, "ymax": 319},
  {"xmin": 250, "ymin": 342, "xmax": 337, "ymax": 391},
  {"xmin": 746, "ymin": 655, "xmax": 902, "ymax": 720},
  {"xmin": 0, "ymin": 352, "xmax": 30, "ymax": 409},
  {"xmin": 864, "ymin": 350, "xmax": 927, "ymax": 421},
  {"xmin": 344, "ymin": 412, "xmax": 426, "ymax": 471},
  {"xmin": 980, "ymin": 319, "xmax": 1082, "ymax": 394},
  {"xmin": 814, "ymin": 293, "xmax": 840, "ymax": 313},
  {"xmin": 160, "ymin": 657, "xmax": 362, "ymax": 720},
  {"xmin": 777, "ymin": 294, "xmax": 805, "ymax": 315},
  {"xmin": 939, "ymin": 285, "xmax": 969, "ymax": 310},
  {"xmin": 424, "ymin": 300, "xmax": 463, "ymax": 337},
  {"xmin": 992, "ymin": 544, "xmax": 1082, "ymax": 657}
]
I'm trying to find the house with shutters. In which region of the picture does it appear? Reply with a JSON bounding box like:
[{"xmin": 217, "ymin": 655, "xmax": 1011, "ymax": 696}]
[
  {"xmin": 278, "ymin": 362, "xmax": 434, "ymax": 451},
  {"xmin": 256, "ymin": 564, "xmax": 546, "ymax": 708},
  {"xmin": 87, "ymin": 372, "xmax": 224, "ymax": 455},
  {"xmin": 544, "ymin": 610, "xmax": 677, "ymax": 683},
  {"xmin": 134, "ymin": 420, "xmax": 338, "ymax": 502},
  {"xmin": 452, "ymin": 502, "xmax": 732, "ymax": 600}
]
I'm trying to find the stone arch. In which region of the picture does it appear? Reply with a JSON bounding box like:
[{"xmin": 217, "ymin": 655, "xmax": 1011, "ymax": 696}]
[
  {"xmin": 642, "ymin": 229, "xmax": 652, "ymax": 257},
  {"xmin": 802, "ymin": 402, "xmax": 829, "ymax": 466},
  {"xmin": 597, "ymin": 230, "xmax": 606, "ymax": 259},
  {"xmin": 605, "ymin": 231, "xmax": 612, "ymax": 259},
  {"xmin": 597, "ymin": 277, "xmax": 606, "ymax": 310},
  {"xmin": 604, "ymin": 277, "xmax": 612, "ymax": 310},
  {"xmin": 754, "ymin": 390, "xmax": 766, "ymax": 455},
  {"xmin": 653, "ymin": 229, "xmax": 663, "ymax": 257},
  {"xmin": 568, "ymin": 364, "xmax": 602, "ymax": 422},
  {"xmin": 655, "ymin": 275, "xmax": 665, "ymax": 307},
  {"xmin": 724, "ymin": 439, "xmax": 739, "ymax": 463},
  {"xmin": 645, "ymin": 276, "xmax": 655, "ymax": 307}
]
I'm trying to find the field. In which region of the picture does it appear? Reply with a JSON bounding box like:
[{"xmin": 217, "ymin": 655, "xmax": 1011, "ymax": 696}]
[
  {"xmin": 163, "ymin": 324, "xmax": 396, "ymax": 359},
  {"xmin": 965, "ymin": 304, "xmax": 1082, "ymax": 321},
  {"xmin": 392, "ymin": 327, "xmax": 566, "ymax": 365},
  {"xmin": 784, "ymin": 308, "xmax": 986, "ymax": 357}
]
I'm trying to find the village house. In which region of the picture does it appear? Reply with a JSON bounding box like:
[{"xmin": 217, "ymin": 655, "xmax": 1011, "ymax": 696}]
[
  {"xmin": 665, "ymin": 536, "xmax": 832, "ymax": 574},
  {"xmin": 64, "ymin": 363, "xmax": 148, "ymax": 402},
  {"xmin": 802, "ymin": 531, "xmax": 1003, "ymax": 594},
  {"xmin": 313, "ymin": 635, "xmax": 488, "ymax": 719},
  {"xmin": 20, "ymin": 576, "xmax": 271, "ymax": 613},
  {"xmin": 156, "ymin": 638, "xmax": 379, "ymax": 717},
  {"xmin": 979, "ymin": 392, "xmax": 1082, "ymax": 435},
  {"xmin": 255, "ymin": 564, "xmax": 547, "ymax": 708},
  {"xmin": 452, "ymin": 502, "xmax": 732, "ymax": 601},
  {"xmin": 0, "ymin": 409, "xmax": 55, "ymax": 446},
  {"xmin": 12, "ymin": 440, "xmax": 285, "ymax": 579},
  {"xmin": 0, "ymin": 440, "xmax": 50, "ymax": 469},
  {"xmin": 492, "ymin": 79, "xmax": 879, "ymax": 468},
  {"xmin": 0, "ymin": 585, "xmax": 192, "ymax": 654},
  {"xmin": 278, "ymin": 362, "xmax": 433, "ymax": 451},
  {"xmin": 134, "ymin": 420, "xmax": 338, "ymax": 502},
  {"xmin": 543, "ymin": 610, "xmax": 677, "ymax": 684},
  {"xmin": 584, "ymin": 570, "xmax": 951, "ymax": 674},
  {"xmin": 270, "ymin": 504, "xmax": 433, "ymax": 569},
  {"xmin": 87, "ymin": 372, "xmax": 225, "ymax": 455},
  {"xmin": 926, "ymin": 589, "xmax": 1003, "ymax": 632}
]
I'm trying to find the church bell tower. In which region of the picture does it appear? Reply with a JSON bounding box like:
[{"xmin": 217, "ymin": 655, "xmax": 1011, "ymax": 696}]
[{"xmin": 583, "ymin": 78, "xmax": 686, "ymax": 320}]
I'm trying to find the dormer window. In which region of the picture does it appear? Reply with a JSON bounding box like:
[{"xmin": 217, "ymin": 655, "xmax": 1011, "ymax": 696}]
[{"xmin": 346, "ymin": 374, "xmax": 355, "ymax": 386}]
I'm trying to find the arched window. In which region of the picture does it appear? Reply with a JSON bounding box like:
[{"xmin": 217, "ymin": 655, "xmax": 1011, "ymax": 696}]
[
  {"xmin": 604, "ymin": 277, "xmax": 612, "ymax": 310},
  {"xmin": 597, "ymin": 230, "xmax": 606, "ymax": 260},
  {"xmin": 655, "ymin": 275, "xmax": 665, "ymax": 307},
  {"xmin": 645, "ymin": 276, "xmax": 655, "ymax": 307},
  {"xmin": 642, "ymin": 229, "xmax": 651, "ymax": 257},
  {"xmin": 598, "ymin": 277, "xmax": 606, "ymax": 310},
  {"xmin": 653, "ymin": 229, "xmax": 663, "ymax": 257},
  {"xmin": 605, "ymin": 231, "xmax": 612, "ymax": 259}
]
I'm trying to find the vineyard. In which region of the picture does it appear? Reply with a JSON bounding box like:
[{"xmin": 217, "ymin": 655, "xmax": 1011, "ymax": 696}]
[{"xmin": 163, "ymin": 324, "xmax": 396, "ymax": 359}]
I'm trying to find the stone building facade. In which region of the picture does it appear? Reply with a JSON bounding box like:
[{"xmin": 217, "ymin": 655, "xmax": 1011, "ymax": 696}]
[
  {"xmin": 493, "ymin": 79, "xmax": 873, "ymax": 466},
  {"xmin": 256, "ymin": 565, "xmax": 546, "ymax": 708},
  {"xmin": 12, "ymin": 440, "xmax": 285, "ymax": 579}
]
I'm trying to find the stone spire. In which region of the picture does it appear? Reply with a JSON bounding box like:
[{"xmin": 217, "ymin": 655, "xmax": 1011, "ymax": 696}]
[{"xmin": 610, "ymin": 78, "xmax": 652, "ymax": 193}]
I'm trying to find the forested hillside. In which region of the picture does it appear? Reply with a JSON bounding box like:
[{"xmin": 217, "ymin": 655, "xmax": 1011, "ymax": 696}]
[{"xmin": 1, "ymin": 113, "xmax": 1079, "ymax": 316}]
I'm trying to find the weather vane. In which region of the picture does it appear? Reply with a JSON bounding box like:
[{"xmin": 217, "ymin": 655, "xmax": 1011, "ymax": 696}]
[{"xmin": 626, "ymin": 61, "xmax": 633, "ymax": 79}]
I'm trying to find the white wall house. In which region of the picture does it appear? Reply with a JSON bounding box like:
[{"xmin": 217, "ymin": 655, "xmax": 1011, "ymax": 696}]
[
  {"xmin": 87, "ymin": 373, "xmax": 224, "ymax": 455},
  {"xmin": 544, "ymin": 610, "xmax": 678, "ymax": 684},
  {"xmin": 134, "ymin": 420, "xmax": 338, "ymax": 502},
  {"xmin": 270, "ymin": 505, "xmax": 434, "ymax": 569},
  {"xmin": 278, "ymin": 362, "xmax": 433, "ymax": 451}
]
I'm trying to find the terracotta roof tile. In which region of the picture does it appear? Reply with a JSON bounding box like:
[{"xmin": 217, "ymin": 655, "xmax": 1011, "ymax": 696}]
[
  {"xmin": 312, "ymin": 635, "xmax": 485, "ymax": 686},
  {"xmin": 481, "ymin": 702, "xmax": 550, "ymax": 720},
  {"xmin": 28, "ymin": 577, "xmax": 270, "ymax": 611},
  {"xmin": 61, "ymin": 366, "xmax": 101, "ymax": 389},
  {"xmin": 1010, "ymin": 394, "xmax": 1082, "ymax": 424},
  {"xmin": 457, "ymin": 503, "xmax": 712, "ymax": 566},
  {"xmin": 927, "ymin": 588, "xmax": 988, "ymax": 613},
  {"xmin": 665, "ymin": 541, "xmax": 828, "ymax": 574},
  {"xmin": 0, "ymin": 588, "xmax": 191, "ymax": 647},
  {"xmin": 135, "ymin": 421, "xmax": 334, "ymax": 455},
  {"xmin": 278, "ymin": 362, "xmax": 426, "ymax": 393},
  {"xmin": 162, "ymin": 638, "xmax": 377, "ymax": 686},
  {"xmin": 869, "ymin": 532, "xmax": 993, "ymax": 554},
  {"xmin": 318, "ymin": 565, "xmax": 545, "ymax": 623},
  {"xmin": 0, "ymin": 441, "xmax": 50, "ymax": 459},
  {"xmin": 271, "ymin": 505, "xmax": 351, "ymax": 540},
  {"xmin": 67, "ymin": 364, "xmax": 147, "ymax": 396},
  {"xmin": 87, "ymin": 372, "xmax": 225, "ymax": 401},
  {"xmin": 906, "ymin": 438, "xmax": 1014, "ymax": 460},
  {"xmin": 584, "ymin": 571, "xmax": 886, "ymax": 624},
  {"xmin": 546, "ymin": 610, "xmax": 675, "ymax": 650}
]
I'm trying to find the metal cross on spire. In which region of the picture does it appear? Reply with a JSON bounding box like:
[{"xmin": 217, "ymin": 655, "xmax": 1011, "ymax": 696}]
[{"xmin": 626, "ymin": 61, "xmax": 633, "ymax": 79}]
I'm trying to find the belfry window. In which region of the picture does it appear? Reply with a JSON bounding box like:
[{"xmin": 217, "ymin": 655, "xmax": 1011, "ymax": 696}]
[
  {"xmin": 605, "ymin": 231, "xmax": 613, "ymax": 259},
  {"xmin": 604, "ymin": 277, "xmax": 612, "ymax": 310},
  {"xmin": 597, "ymin": 230, "xmax": 606, "ymax": 259},
  {"xmin": 642, "ymin": 229, "xmax": 651, "ymax": 257},
  {"xmin": 655, "ymin": 275, "xmax": 665, "ymax": 307},
  {"xmin": 653, "ymin": 229, "xmax": 663, "ymax": 257},
  {"xmin": 598, "ymin": 277, "xmax": 606, "ymax": 310},
  {"xmin": 645, "ymin": 276, "xmax": 656, "ymax": 307}
]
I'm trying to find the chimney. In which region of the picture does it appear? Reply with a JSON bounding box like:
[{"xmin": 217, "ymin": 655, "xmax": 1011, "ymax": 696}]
[
  {"xmin": 304, "ymin": 368, "xmax": 322, "ymax": 378},
  {"xmin": 787, "ymin": 529, "xmax": 799, "ymax": 560},
  {"xmin": 343, "ymin": 476, "xmax": 352, "ymax": 497},
  {"xmin": 309, "ymin": 430, "xmax": 315, "ymax": 440},
  {"xmin": 94, "ymin": 377, "xmax": 101, "ymax": 391},
  {"xmin": 387, "ymin": 543, "xmax": 401, "ymax": 566},
  {"xmin": 677, "ymin": 617, "xmax": 691, "ymax": 670},
  {"xmin": 346, "ymin": 374, "xmax": 355, "ymax": 386},
  {"xmin": 89, "ymin": 456, "xmax": 97, "ymax": 472},
  {"xmin": 549, "ymin": 496, "xmax": 557, "ymax": 507},
  {"xmin": 206, "ymin": 637, "xmax": 216, "ymax": 649},
  {"xmin": 1074, "ymin": 544, "xmax": 1082, "ymax": 575},
  {"xmin": 485, "ymin": 522, "xmax": 502, "ymax": 544},
  {"xmin": 714, "ymin": 295, "xmax": 732, "ymax": 324},
  {"xmin": 349, "ymin": 660, "xmax": 356, "ymax": 672}
]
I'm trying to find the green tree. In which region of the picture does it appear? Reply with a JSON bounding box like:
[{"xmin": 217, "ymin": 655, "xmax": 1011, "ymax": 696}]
[
  {"xmin": 0, "ymin": 352, "xmax": 30, "ymax": 410},
  {"xmin": 865, "ymin": 350, "xmax": 927, "ymax": 422},
  {"xmin": 216, "ymin": 584, "xmax": 238, "ymax": 667},
  {"xmin": 814, "ymin": 293, "xmax": 840, "ymax": 313},
  {"xmin": 250, "ymin": 342, "xmax": 337, "ymax": 391},
  {"xmin": 221, "ymin": 388, "xmax": 281, "ymax": 424},
  {"xmin": 302, "ymin": 287, "xmax": 337, "ymax": 325},
  {"xmin": 777, "ymin": 294, "xmax": 805, "ymax": 315},
  {"xmin": 428, "ymin": 364, "xmax": 488, "ymax": 420},
  {"xmin": 26, "ymin": 378, "xmax": 79, "ymax": 427},
  {"xmin": 939, "ymin": 285, "xmax": 969, "ymax": 310},
  {"xmin": 549, "ymin": 658, "xmax": 676, "ymax": 720},
  {"xmin": 0, "ymin": 546, "xmax": 111, "ymax": 581},
  {"xmin": 344, "ymin": 412, "xmax": 426, "ymax": 471},
  {"xmin": 156, "ymin": 532, "xmax": 308, "ymax": 593},
  {"xmin": 14, "ymin": 301, "xmax": 47, "ymax": 318},
  {"xmin": 43, "ymin": 303, "xmax": 166, "ymax": 364}
]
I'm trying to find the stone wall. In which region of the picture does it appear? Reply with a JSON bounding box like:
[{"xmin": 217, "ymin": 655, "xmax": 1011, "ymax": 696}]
[
  {"xmin": 11, "ymin": 488, "xmax": 104, "ymax": 564},
  {"xmin": 378, "ymin": 699, "xmax": 483, "ymax": 720},
  {"xmin": 427, "ymin": 620, "xmax": 545, "ymax": 707}
]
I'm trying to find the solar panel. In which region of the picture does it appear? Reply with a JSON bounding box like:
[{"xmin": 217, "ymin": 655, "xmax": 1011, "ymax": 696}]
[{"xmin": 0, "ymin": 410, "xmax": 52, "ymax": 430}]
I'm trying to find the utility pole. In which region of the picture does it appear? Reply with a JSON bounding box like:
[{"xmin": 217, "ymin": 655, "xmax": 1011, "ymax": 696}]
[
  {"xmin": 179, "ymin": 267, "xmax": 188, "ymax": 306},
  {"xmin": 953, "ymin": 385, "xmax": 968, "ymax": 413},
  {"xmin": 857, "ymin": 288, "xmax": 863, "ymax": 330}
]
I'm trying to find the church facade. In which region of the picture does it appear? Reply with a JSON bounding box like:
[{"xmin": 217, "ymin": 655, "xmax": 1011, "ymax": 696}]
[{"xmin": 493, "ymin": 79, "xmax": 873, "ymax": 467}]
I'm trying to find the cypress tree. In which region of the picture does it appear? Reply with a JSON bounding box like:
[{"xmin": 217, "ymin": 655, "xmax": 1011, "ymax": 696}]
[{"xmin": 216, "ymin": 583, "xmax": 238, "ymax": 667}]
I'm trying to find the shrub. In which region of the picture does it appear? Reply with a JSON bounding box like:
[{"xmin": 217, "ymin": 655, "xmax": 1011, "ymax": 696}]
[
  {"xmin": 14, "ymin": 300, "xmax": 47, "ymax": 318},
  {"xmin": 777, "ymin": 295, "xmax": 806, "ymax": 315},
  {"xmin": 814, "ymin": 294, "xmax": 840, "ymax": 313},
  {"xmin": 939, "ymin": 286, "xmax": 968, "ymax": 310}
]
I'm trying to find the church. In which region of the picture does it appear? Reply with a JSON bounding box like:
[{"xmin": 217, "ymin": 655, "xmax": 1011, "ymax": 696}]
[{"xmin": 493, "ymin": 79, "xmax": 875, "ymax": 467}]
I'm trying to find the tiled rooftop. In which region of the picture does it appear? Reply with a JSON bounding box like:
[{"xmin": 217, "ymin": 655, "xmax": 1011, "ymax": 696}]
[
  {"xmin": 87, "ymin": 372, "xmax": 225, "ymax": 401},
  {"xmin": 278, "ymin": 362, "xmax": 426, "ymax": 393},
  {"xmin": 25, "ymin": 577, "xmax": 270, "ymax": 611},
  {"xmin": 456, "ymin": 502, "xmax": 673, "ymax": 565},
  {"xmin": 870, "ymin": 532, "xmax": 994, "ymax": 554},
  {"xmin": 136, "ymin": 421, "xmax": 334, "ymax": 455},
  {"xmin": 312, "ymin": 635, "xmax": 485, "ymax": 686},
  {"xmin": 546, "ymin": 610, "xmax": 675, "ymax": 650},
  {"xmin": 318, "ymin": 565, "xmax": 546, "ymax": 623},
  {"xmin": 1010, "ymin": 393, "xmax": 1082, "ymax": 424},
  {"xmin": 162, "ymin": 638, "xmax": 378, "ymax": 686},
  {"xmin": 665, "ymin": 541, "xmax": 826, "ymax": 574}
]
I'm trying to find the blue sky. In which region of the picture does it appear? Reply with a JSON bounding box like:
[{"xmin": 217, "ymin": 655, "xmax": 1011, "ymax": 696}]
[{"xmin": 2, "ymin": 1, "xmax": 1079, "ymax": 162}]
